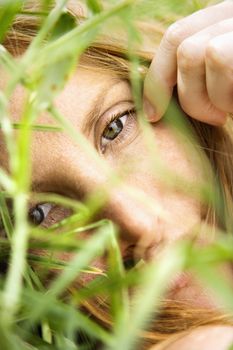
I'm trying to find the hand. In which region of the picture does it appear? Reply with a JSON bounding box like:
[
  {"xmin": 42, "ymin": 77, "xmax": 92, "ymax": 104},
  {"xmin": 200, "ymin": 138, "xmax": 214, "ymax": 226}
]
[
  {"xmin": 144, "ymin": 1, "xmax": 233, "ymax": 126},
  {"xmin": 149, "ymin": 326, "xmax": 233, "ymax": 350}
]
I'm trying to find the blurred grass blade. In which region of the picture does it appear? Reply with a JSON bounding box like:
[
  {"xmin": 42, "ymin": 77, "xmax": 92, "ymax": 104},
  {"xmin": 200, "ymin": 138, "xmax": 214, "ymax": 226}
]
[
  {"xmin": 27, "ymin": 224, "xmax": 111, "ymax": 322},
  {"xmin": 22, "ymin": 288, "xmax": 113, "ymax": 346},
  {"xmin": 0, "ymin": 324, "xmax": 19, "ymax": 350},
  {"xmin": 34, "ymin": 55, "xmax": 78, "ymax": 110},
  {"xmin": 48, "ymin": 11, "xmax": 77, "ymax": 41},
  {"xmin": 49, "ymin": 106, "xmax": 110, "ymax": 174},
  {"xmin": 0, "ymin": 191, "xmax": 13, "ymax": 239},
  {"xmin": 188, "ymin": 241, "xmax": 233, "ymax": 311},
  {"xmin": 41, "ymin": 319, "xmax": 52, "ymax": 344},
  {"xmin": 31, "ymin": 192, "xmax": 88, "ymax": 213},
  {"xmin": 0, "ymin": 0, "xmax": 23, "ymax": 42},
  {"xmin": 0, "ymin": 91, "xmax": 17, "ymax": 170},
  {"xmin": 49, "ymin": 223, "xmax": 110, "ymax": 296},
  {"xmin": 0, "ymin": 168, "xmax": 14, "ymax": 193},
  {"xmin": 0, "ymin": 45, "xmax": 17, "ymax": 73},
  {"xmin": 25, "ymin": 0, "xmax": 69, "ymax": 56},
  {"xmin": 107, "ymin": 223, "xmax": 130, "ymax": 329},
  {"xmin": 1, "ymin": 96, "xmax": 38, "ymax": 325},
  {"xmin": 108, "ymin": 242, "xmax": 188, "ymax": 350},
  {"xmin": 87, "ymin": 0, "xmax": 103, "ymax": 14},
  {"xmin": 193, "ymin": 263, "xmax": 233, "ymax": 312},
  {"xmin": 36, "ymin": 0, "xmax": 135, "ymax": 64},
  {"xmin": 3, "ymin": 123, "xmax": 62, "ymax": 132}
]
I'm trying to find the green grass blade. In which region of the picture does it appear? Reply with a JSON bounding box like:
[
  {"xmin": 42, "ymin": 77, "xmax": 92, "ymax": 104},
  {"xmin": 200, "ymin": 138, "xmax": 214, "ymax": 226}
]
[
  {"xmin": 108, "ymin": 242, "xmax": 188, "ymax": 350},
  {"xmin": 0, "ymin": 0, "xmax": 23, "ymax": 42}
]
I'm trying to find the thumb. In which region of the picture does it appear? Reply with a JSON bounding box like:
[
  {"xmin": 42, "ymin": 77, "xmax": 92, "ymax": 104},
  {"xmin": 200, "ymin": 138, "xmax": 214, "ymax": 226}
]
[{"xmin": 143, "ymin": 68, "xmax": 173, "ymax": 122}]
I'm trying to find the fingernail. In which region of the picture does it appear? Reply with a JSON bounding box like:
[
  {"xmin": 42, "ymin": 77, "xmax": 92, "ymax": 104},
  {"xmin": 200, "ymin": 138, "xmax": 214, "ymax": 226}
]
[{"xmin": 143, "ymin": 97, "xmax": 159, "ymax": 122}]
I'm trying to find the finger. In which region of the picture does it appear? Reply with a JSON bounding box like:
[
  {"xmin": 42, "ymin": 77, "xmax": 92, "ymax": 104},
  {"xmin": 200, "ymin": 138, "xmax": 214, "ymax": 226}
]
[
  {"xmin": 206, "ymin": 30, "xmax": 233, "ymax": 114},
  {"xmin": 177, "ymin": 18, "xmax": 233, "ymax": 124},
  {"xmin": 144, "ymin": 1, "xmax": 233, "ymax": 122},
  {"xmin": 177, "ymin": 61, "xmax": 226, "ymax": 125}
]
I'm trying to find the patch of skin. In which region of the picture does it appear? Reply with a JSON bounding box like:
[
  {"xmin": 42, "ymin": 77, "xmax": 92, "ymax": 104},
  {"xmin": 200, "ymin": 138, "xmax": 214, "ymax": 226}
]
[
  {"xmin": 0, "ymin": 66, "xmax": 229, "ymax": 307},
  {"xmin": 150, "ymin": 326, "xmax": 233, "ymax": 350}
]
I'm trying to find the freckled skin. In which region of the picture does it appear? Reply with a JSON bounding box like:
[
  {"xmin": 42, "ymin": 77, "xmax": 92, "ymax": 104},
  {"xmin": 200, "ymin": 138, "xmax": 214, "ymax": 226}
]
[{"xmin": 0, "ymin": 66, "xmax": 224, "ymax": 305}]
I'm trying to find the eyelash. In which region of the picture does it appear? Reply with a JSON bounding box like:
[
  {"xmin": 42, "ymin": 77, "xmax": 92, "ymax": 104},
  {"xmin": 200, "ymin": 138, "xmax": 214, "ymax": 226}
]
[{"xmin": 101, "ymin": 108, "xmax": 136, "ymax": 153}]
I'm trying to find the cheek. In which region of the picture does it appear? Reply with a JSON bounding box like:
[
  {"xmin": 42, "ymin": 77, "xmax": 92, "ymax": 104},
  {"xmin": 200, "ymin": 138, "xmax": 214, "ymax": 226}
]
[
  {"xmin": 154, "ymin": 124, "xmax": 205, "ymax": 185},
  {"xmin": 105, "ymin": 121, "xmax": 204, "ymax": 184}
]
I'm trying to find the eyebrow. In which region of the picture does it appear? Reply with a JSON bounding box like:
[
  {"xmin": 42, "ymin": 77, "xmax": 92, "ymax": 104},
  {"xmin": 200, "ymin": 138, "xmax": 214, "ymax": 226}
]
[{"xmin": 81, "ymin": 79, "xmax": 127, "ymax": 135}]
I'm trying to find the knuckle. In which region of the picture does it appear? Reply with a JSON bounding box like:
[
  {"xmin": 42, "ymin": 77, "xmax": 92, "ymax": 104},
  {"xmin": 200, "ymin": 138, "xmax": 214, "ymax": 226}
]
[
  {"xmin": 164, "ymin": 21, "xmax": 186, "ymax": 49},
  {"xmin": 206, "ymin": 39, "xmax": 229, "ymax": 70},
  {"xmin": 210, "ymin": 96, "xmax": 233, "ymax": 114},
  {"xmin": 221, "ymin": 0, "xmax": 233, "ymax": 11},
  {"xmin": 178, "ymin": 93, "xmax": 195, "ymax": 117},
  {"xmin": 180, "ymin": 102, "xmax": 193, "ymax": 118},
  {"xmin": 178, "ymin": 93, "xmax": 216, "ymax": 123},
  {"xmin": 177, "ymin": 39, "xmax": 202, "ymax": 72}
]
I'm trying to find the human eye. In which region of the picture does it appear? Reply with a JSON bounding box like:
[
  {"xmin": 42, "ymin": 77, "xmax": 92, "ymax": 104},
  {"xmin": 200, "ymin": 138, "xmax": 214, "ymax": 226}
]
[
  {"xmin": 0, "ymin": 201, "xmax": 73, "ymax": 237},
  {"xmin": 0, "ymin": 200, "xmax": 72, "ymax": 230},
  {"xmin": 100, "ymin": 107, "xmax": 137, "ymax": 153},
  {"xmin": 28, "ymin": 201, "xmax": 74, "ymax": 228},
  {"xmin": 28, "ymin": 203, "xmax": 53, "ymax": 226},
  {"xmin": 0, "ymin": 202, "xmax": 53, "ymax": 229}
]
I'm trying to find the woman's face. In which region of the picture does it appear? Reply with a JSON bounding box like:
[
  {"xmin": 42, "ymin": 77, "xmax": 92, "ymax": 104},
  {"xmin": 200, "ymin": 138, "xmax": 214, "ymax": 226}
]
[{"xmin": 0, "ymin": 64, "xmax": 209, "ymax": 303}]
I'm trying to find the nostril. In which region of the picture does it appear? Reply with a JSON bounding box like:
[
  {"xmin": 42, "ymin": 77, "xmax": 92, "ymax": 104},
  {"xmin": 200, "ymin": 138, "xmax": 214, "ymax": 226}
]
[
  {"xmin": 0, "ymin": 231, "xmax": 9, "ymax": 276},
  {"xmin": 122, "ymin": 243, "xmax": 153, "ymax": 270},
  {"xmin": 133, "ymin": 236, "xmax": 163, "ymax": 263},
  {"xmin": 123, "ymin": 257, "xmax": 137, "ymax": 270},
  {"xmin": 0, "ymin": 258, "xmax": 8, "ymax": 275},
  {"xmin": 122, "ymin": 244, "xmax": 138, "ymax": 270}
]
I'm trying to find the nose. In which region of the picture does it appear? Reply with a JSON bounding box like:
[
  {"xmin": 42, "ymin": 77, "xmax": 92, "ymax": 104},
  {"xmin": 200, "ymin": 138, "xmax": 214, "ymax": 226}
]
[
  {"xmin": 102, "ymin": 185, "xmax": 163, "ymax": 255},
  {"xmin": 88, "ymin": 184, "xmax": 164, "ymax": 262},
  {"xmin": 53, "ymin": 143, "xmax": 163, "ymax": 260}
]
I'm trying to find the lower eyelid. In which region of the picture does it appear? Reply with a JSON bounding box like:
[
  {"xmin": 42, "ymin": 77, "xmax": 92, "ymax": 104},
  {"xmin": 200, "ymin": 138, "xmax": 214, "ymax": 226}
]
[{"xmin": 41, "ymin": 206, "xmax": 73, "ymax": 228}]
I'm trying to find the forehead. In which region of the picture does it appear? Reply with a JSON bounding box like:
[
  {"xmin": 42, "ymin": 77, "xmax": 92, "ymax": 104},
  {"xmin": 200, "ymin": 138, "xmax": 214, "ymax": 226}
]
[
  {"xmin": 2, "ymin": 66, "xmax": 131, "ymax": 128},
  {"xmin": 54, "ymin": 67, "xmax": 131, "ymax": 129}
]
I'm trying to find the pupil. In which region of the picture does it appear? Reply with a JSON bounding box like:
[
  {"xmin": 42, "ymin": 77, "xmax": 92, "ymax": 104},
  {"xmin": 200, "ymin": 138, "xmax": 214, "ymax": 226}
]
[
  {"xmin": 103, "ymin": 118, "xmax": 123, "ymax": 140},
  {"xmin": 28, "ymin": 205, "xmax": 45, "ymax": 225}
]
